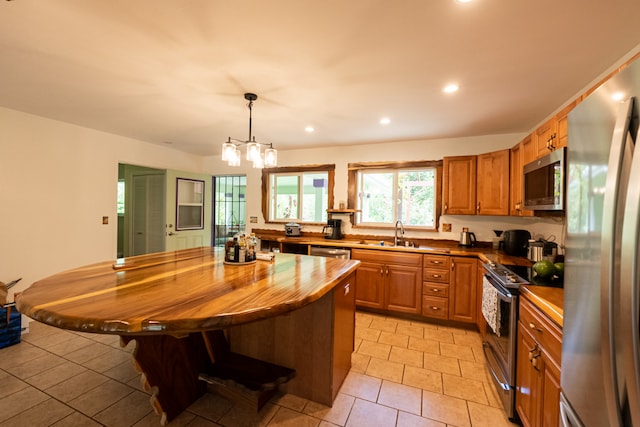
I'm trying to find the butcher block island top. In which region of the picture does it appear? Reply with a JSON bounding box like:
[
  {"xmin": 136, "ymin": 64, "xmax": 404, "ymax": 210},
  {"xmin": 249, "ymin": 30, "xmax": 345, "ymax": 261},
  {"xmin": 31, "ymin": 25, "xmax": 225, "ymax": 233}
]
[
  {"xmin": 17, "ymin": 247, "xmax": 360, "ymax": 425},
  {"xmin": 17, "ymin": 247, "xmax": 359, "ymax": 334}
]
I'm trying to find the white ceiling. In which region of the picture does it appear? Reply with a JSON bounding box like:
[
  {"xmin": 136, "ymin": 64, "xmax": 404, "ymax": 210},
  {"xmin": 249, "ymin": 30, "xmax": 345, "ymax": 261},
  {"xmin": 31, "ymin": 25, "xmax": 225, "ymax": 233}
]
[{"xmin": 2, "ymin": 1, "xmax": 640, "ymax": 156}]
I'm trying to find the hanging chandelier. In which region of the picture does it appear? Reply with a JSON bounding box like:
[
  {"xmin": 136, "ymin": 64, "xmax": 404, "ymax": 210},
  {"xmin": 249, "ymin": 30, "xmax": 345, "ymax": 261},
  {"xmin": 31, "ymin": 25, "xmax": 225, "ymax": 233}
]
[{"xmin": 221, "ymin": 93, "xmax": 277, "ymax": 168}]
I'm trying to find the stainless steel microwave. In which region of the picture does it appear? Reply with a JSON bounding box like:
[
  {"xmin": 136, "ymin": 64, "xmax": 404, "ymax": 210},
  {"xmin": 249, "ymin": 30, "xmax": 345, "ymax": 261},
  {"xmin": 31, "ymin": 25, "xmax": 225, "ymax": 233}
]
[{"xmin": 523, "ymin": 147, "xmax": 566, "ymax": 210}]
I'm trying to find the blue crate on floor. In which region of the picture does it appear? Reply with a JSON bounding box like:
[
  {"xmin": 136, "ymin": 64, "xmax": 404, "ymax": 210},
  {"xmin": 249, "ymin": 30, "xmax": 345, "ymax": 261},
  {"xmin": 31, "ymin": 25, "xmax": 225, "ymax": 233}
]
[{"xmin": 0, "ymin": 304, "xmax": 21, "ymax": 349}]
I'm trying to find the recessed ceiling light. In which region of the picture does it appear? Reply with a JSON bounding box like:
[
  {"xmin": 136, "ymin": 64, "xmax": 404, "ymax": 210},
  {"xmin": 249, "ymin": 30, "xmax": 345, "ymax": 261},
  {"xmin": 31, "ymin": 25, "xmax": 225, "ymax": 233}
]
[
  {"xmin": 611, "ymin": 92, "xmax": 626, "ymax": 102},
  {"xmin": 456, "ymin": 0, "xmax": 473, "ymax": 3},
  {"xmin": 305, "ymin": 126, "xmax": 314, "ymax": 133},
  {"xmin": 443, "ymin": 84, "xmax": 459, "ymax": 94},
  {"xmin": 380, "ymin": 117, "xmax": 391, "ymax": 125}
]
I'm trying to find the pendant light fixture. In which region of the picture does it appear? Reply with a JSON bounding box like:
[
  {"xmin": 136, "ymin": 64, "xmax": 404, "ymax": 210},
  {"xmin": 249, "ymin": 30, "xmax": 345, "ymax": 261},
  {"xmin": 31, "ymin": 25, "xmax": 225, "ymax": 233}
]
[{"xmin": 221, "ymin": 93, "xmax": 278, "ymax": 168}]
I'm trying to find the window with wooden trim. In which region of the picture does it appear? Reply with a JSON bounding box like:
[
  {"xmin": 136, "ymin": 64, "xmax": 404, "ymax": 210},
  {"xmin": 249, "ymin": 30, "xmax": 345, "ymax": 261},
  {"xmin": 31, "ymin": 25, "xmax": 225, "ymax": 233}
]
[
  {"xmin": 348, "ymin": 161, "xmax": 442, "ymax": 229},
  {"xmin": 262, "ymin": 164, "xmax": 335, "ymax": 224}
]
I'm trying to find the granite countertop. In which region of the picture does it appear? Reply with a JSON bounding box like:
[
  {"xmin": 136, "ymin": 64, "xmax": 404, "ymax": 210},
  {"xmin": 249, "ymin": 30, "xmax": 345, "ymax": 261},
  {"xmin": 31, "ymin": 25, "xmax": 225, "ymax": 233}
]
[{"xmin": 520, "ymin": 285, "xmax": 564, "ymax": 328}]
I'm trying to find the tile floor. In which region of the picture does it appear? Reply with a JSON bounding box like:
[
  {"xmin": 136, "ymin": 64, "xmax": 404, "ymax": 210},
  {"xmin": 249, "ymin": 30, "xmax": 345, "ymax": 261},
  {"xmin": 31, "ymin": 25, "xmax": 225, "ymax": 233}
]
[{"xmin": 0, "ymin": 312, "xmax": 519, "ymax": 426}]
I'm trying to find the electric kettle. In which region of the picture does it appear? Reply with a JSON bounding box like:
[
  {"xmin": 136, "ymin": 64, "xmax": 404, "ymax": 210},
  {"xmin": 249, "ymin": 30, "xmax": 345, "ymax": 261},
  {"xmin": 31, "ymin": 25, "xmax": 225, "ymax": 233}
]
[{"xmin": 459, "ymin": 227, "xmax": 477, "ymax": 247}]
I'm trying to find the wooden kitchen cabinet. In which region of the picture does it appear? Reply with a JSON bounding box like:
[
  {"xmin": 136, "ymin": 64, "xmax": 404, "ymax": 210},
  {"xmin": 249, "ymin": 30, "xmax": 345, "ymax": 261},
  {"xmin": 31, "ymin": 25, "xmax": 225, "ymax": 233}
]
[
  {"xmin": 476, "ymin": 149, "xmax": 510, "ymax": 216},
  {"xmin": 422, "ymin": 254, "xmax": 476, "ymax": 324},
  {"xmin": 516, "ymin": 296, "xmax": 562, "ymax": 427},
  {"xmin": 449, "ymin": 257, "xmax": 477, "ymax": 323},
  {"xmin": 533, "ymin": 101, "xmax": 576, "ymax": 159},
  {"xmin": 352, "ymin": 249, "xmax": 422, "ymax": 315},
  {"xmin": 442, "ymin": 155, "xmax": 476, "ymax": 215},
  {"xmin": 443, "ymin": 150, "xmax": 509, "ymax": 216},
  {"xmin": 510, "ymin": 137, "xmax": 534, "ymax": 217}
]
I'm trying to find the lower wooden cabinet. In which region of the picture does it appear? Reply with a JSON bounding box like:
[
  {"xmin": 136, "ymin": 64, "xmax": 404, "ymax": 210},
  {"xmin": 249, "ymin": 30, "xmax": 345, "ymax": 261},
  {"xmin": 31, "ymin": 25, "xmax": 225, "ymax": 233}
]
[
  {"xmin": 516, "ymin": 296, "xmax": 562, "ymax": 427},
  {"xmin": 352, "ymin": 249, "xmax": 422, "ymax": 315},
  {"xmin": 449, "ymin": 257, "xmax": 477, "ymax": 323}
]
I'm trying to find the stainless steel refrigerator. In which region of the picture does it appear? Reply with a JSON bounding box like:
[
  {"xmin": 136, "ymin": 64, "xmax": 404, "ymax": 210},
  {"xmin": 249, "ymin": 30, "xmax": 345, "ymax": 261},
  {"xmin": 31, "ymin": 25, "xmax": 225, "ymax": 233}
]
[{"xmin": 561, "ymin": 56, "xmax": 640, "ymax": 426}]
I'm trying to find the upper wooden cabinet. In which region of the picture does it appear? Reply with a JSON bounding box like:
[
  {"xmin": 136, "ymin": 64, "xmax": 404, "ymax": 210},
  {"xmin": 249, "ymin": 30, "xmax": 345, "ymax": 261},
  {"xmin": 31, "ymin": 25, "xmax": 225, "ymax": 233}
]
[
  {"xmin": 510, "ymin": 137, "xmax": 534, "ymax": 217},
  {"xmin": 533, "ymin": 101, "xmax": 576, "ymax": 158},
  {"xmin": 442, "ymin": 155, "xmax": 477, "ymax": 215},
  {"xmin": 476, "ymin": 149, "xmax": 510, "ymax": 216},
  {"xmin": 443, "ymin": 150, "xmax": 509, "ymax": 216}
]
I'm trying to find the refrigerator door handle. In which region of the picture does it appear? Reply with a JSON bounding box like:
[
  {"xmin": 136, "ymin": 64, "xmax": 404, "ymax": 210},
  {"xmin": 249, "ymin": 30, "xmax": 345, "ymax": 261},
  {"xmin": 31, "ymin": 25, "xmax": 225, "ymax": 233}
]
[
  {"xmin": 621, "ymin": 103, "xmax": 640, "ymax": 427},
  {"xmin": 600, "ymin": 97, "xmax": 636, "ymax": 427}
]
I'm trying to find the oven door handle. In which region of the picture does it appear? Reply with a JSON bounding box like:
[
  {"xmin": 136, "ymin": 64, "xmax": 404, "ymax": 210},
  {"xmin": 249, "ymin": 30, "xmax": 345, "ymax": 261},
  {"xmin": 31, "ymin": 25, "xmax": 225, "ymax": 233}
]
[
  {"xmin": 482, "ymin": 342, "xmax": 511, "ymax": 391},
  {"xmin": 483, "ymin": 275, "xmax": 514, "ymax": 302}
]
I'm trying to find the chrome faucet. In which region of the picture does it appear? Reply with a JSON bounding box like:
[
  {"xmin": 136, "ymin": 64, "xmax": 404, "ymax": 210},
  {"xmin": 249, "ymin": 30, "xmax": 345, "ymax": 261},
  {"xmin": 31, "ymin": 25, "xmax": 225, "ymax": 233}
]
[{"xmin": 394, "ymin": 220, "xmax": 405, "ymax": 246}]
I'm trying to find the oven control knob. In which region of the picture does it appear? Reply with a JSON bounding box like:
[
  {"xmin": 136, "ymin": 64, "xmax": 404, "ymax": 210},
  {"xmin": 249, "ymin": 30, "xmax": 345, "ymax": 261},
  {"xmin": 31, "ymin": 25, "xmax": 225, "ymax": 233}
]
[{"xmin": 507, "ymin": 274, "xmax": 518, "ymax": 283}]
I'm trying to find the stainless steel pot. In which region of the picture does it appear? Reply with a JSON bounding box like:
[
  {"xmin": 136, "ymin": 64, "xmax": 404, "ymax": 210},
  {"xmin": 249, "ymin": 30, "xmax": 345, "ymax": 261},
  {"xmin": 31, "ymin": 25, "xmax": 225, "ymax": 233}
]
[
  {"xmin": 528, "ymin": 240, "xmax": 544, "ymax": 262},
  {"xmin": 285, "ymin": 223, "xmax": 301, "ymax": 236}
]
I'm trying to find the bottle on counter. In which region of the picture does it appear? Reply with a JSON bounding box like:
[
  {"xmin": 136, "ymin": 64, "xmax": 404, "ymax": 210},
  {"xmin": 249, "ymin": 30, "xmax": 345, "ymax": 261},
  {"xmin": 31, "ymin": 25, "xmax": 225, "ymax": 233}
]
[
  {"xmin": 232, "ymin": 237, "xmax": 240, "ymax": 262},
  {"xmin": 225, "ymin": 238, "xmax": 234, "ymax": 262}
]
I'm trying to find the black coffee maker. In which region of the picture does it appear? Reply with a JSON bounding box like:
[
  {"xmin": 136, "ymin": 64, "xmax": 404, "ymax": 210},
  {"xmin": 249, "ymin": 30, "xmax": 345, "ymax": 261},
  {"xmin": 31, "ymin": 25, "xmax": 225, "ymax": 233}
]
[{"xmin": 323, "ymin": 219, "xmax": 342, "ymax": 240}]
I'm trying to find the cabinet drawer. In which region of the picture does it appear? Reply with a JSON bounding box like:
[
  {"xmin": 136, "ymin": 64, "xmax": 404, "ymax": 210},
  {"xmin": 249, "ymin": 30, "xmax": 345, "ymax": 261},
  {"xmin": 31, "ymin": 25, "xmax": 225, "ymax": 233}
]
[
  {"xmin": 423, "ymin": 282, "xmax": 449, "ymax": 297},
  {"xmin": 423, "ymin": 268, "xmax": 450, "ymax": 284},
  {"xmin": 352, "ymin": 249, "xmax": 422, "ymax": 267},
  {"xmin": 423, "ymin": 254, "xmax": 451, "ymax": 269},
  {"xmin": 519, "ymin": 297, "xmax": 562, "ymax": 365},
  {"xmin": 422, "ymin": 296, "xmax": 449, "ymax": 319}
]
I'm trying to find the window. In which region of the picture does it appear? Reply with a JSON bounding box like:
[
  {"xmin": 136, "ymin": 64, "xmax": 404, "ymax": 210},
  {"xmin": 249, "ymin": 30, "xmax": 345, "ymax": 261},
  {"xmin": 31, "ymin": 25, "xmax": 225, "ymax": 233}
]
[
  {"xmin": 262, "ymin": 165, "xmax": 335, "ymax": 223},
  {"xmin": 213, "ymin": 175, "xmax": 246, "ymax": 247},
  {"xmin": 348, "ymin": 161, "xmax": 442, "ymax": 229},
  {"xmin": 176, "ymin": 178, "xmax": 205, "ymax": 230},
  {"xmin": 117, "ymin": 180, "xmax": 125, "ymax": 215}
]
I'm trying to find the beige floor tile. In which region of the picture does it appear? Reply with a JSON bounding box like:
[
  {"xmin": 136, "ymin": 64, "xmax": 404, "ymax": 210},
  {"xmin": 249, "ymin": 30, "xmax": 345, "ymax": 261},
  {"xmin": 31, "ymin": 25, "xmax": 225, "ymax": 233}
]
[
  {"xmin": 377, "ymin": 380, "xmax": 422, "ymax": 415},
  {"xmin": 64, "ymin": 342, "xmax": 114, "ymax": 365},
  {"xmin": 357, "ymin": 340, "xmax": 391, "ymax": 360},
  {"xmin": 0, "ymin": 374, "xmax": 30, "ymax": 399},
  {"xmin": 268, "ymin": 406, "xmax": 320, "ymax": 427},
  {"xmin": 45, "ymin": 335, "xmax": 95, "ymax": 356},
  {"xmin": 3, "ymin": 351, "xmax": 66, "ymax": 379},
  {"xmin": 354, "ymin": 327, "xmax": 381, "ymax": 342},
  {"xmin": 92, "ymin": 390, "xmax": 153, "ymax": 426},
  {"xmin": 340, "ymin": 371, "xmax": 382, "ymax": 401},
  {"xmin": 378, "ymin": 331, "xmax": 409, "ymax": 348},
  {"xmin": 389, "ymin": 346, "xmax": 423, "ymax": 368},
  {"xmin": 408, "ymin": 336, "xmax": 440, "ymax": 355},
  {"xmin": 0, "ymin": 386, "xmax": 49, "ymax": 423},
  {"xmin": 354, "ymin": 337, "xmax": 362, "ymax": 351},
  {"xmin": 467, "ymin": 401, "xmax": 520, "ymax": 427},
  {"xmin": 365, "ymin": 357, "xmax": 404, "ymax": 383},
  {"xmin": 369, "ymin": 318, "xmax": 398, "ymax": 333},
  {"xmin": 350, "ymin": 352, "xmax": 370, "ymax": 374},
  {"xmin": 421, "ymin": 390, "xmax": 470, "ymax": 427},
  {"xmin": 24, "ymin": 361, "xmax": 88, "ymax": 390},
  {"xmin": 45, "ymin": 370, "xmax": 110, "ymax": 402},
  {"xmin": 423, "ymin": 328, "xmax": 454, "ymax": 344},
  {"xmin": 103, "ymin": 359, "xmax": 142, "ymax": 384},
  {"xmin": 397, "ymin": 411, "xmax": 446, "ymax": 427},
  {"xmin": 402, "ymin": 366, "xmax": 443, "ymax": 394},
  {"xmin": 50, "ymin": 411, "xmax": 103, "ymax": 426},
  {"xmin": 270, "ymin": 393, "xmax": 308, "ymax": 412},
  {"xmin": 186, "ymin": 391, "xmax": 234, "ymax": 422},
  {"xmin": 439, "ymin": 342, "xmax": 475, "ymax": 361},
  {"xmin": 483, "ymin": 381, "xmax": 503, "ymax": 408},
  {"xmin": 81, "ymin": 346, "xmax": 133, "ymax": 373},
  {"xmin": 345, "ymin": 398, "xmax": 397, "ymax": 427},
  {"xmin": 442, "ymin": 373, "xmax": 488, "ymax": 404},
  {"xmin": 0, "ymin": 342, "xmax": 48, "ymax": 370},
  {"xmin": 458, "ymin": 359, "xmax": 491, "ymax": 382},
  {"xmin": 303, "ymin": 392, "xmax": 355, "ymax": 426},
  {"xmin": 423, "ymin": 353, "xmax": 460, "ymax": 376},
  {"xmin": 1, "ymin": 397, "xmax": 74, "ymax": 426},
  {"xmin": 396, "ymin": 323, "xmax": 424, "ymax": 339},
  {"xmin": 134, "ymin": 409, "xmax": 197, "ymax": 426},
  {"xmin": 67, "ymin": 379, "xmax": 135, "ymax": 416},
  {"xmin": 452, "ymin": 331, "xmax": 483, "ymax": 347}
]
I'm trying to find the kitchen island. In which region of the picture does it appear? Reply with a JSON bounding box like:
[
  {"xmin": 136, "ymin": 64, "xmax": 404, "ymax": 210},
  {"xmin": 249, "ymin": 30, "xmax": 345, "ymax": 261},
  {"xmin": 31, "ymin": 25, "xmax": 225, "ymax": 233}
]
[{"xmin": 16, "ymin": 247, "xmax": 360, "ymax": 425}]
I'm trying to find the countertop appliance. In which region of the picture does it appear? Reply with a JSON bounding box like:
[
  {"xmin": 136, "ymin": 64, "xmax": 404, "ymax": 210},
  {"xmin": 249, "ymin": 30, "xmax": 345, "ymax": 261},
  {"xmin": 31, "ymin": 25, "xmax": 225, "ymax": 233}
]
[
  {"xmin": 284, "ymin": 222, "xmax": 301, "ymax": 236},
  {"xmin": 323, "ymin": 218, "xmax": 342, "ymax": 240},
  {"xmin": 523, "ymin": 147, "xmax": 566, "ymax": 210},
  {"xmin": 459, "ymin": 227, "xmax": 477, "ymax": 247},
  {"xmin": 502, "ymin": 229, "xmax": 531, "ymax": 256},
  {"xmin": 560, "ymin": 57, "xmax": 640, "ymax": 427},
  {"xmin": 481, "ymin": 260, "xmax": 530, "ymax": 422}
]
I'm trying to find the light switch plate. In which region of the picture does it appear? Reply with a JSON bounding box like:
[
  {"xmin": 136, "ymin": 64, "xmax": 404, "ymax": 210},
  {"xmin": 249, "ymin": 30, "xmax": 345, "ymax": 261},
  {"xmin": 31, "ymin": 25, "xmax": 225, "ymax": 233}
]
[{"xmin": 442, "ymin": 223, "xmax": 451, "ymax": 232}]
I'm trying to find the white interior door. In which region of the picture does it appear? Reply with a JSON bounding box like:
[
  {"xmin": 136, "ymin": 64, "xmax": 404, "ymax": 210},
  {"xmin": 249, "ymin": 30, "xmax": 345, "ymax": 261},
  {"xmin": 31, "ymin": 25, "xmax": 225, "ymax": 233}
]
[{"xmin": 131, "ymin": 174, "xmax": 166, "ymax": 255}]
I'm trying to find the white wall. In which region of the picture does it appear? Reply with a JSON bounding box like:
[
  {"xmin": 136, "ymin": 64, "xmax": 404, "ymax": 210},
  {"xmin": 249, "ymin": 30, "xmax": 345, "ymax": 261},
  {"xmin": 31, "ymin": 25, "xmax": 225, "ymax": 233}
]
[
  {"xmin": 204, "ymin": 133, "xmax": 566, "ymax": 252},
  {"xmin": 0, "ymin": 107, "xmax": 206, "ymax": 298}
]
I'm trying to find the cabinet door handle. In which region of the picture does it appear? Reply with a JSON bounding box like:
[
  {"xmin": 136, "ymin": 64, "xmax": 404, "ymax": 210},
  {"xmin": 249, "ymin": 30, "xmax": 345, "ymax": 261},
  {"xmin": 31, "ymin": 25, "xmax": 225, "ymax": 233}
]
[
  {"xmin": 451, "ymin": 260, "xmax": 455, "ymax": 271},
  {"xmin": 431, "ymin": 288, "xmax": 440, "ymax": 292},
  {"xmin": 529, "ymin": 322, "xmax": 543, "ymax": 333},
  {"xmin": 386, "ymin": 267, "xmax": 390, "ymax": 275},
  {"xmin": 477, "ymin": 202, "xmax": 481, "ymax": 212},
  {"xmin": 430, "ymin": 260, "xmax": 442, "ymax": 264},
  {"xmin": 432, "ymin": 274, "xmax": 441, "ymax": 278},
  {"xmin": 344, "ymin": 283, "xmax": 350, "ymax": 296},
  {"xmin": 431, "ymin": 306, "xmax": 440, "ymax": 310},
  {"xmin": 380, "ymin": 267, "xmax": 384, "ymax": 275}
]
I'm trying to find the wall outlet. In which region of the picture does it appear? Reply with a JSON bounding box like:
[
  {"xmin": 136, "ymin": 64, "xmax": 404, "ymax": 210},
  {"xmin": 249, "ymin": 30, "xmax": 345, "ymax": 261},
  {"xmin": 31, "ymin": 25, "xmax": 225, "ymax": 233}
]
[
  {"xmin": 442, "ymin": 223, "xmax": 451, "ymax": 232},
  {"xmin": 102, "ymin": 216, "xmax": 109, "ymax": 225},
  {"xmin": 249, "ymin": 216, "xmax": 258, "ymax": 223}
]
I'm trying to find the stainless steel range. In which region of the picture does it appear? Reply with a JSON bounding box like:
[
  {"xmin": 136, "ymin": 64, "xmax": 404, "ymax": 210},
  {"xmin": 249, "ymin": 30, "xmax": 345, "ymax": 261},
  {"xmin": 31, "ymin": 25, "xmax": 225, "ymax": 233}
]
[{"xmin": 481, "ymin": 260, "xmax": 530, "ymax": 422}]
